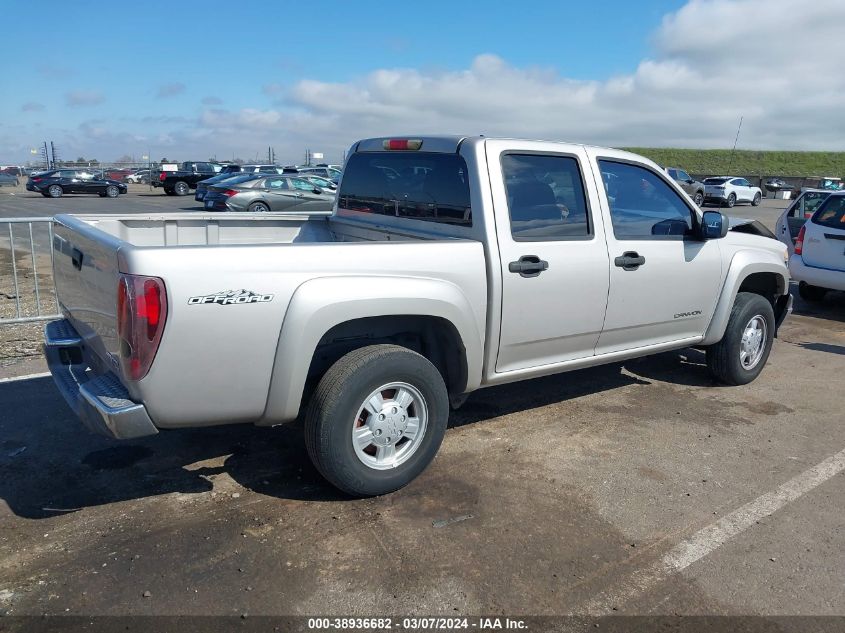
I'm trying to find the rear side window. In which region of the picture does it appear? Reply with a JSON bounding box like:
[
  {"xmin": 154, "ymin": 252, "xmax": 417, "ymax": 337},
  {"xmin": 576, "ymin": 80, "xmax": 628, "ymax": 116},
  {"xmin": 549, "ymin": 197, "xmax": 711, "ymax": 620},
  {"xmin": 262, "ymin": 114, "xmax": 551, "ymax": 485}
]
[
  {"xmin": 338, "ymin": 152, "xmax": 471, "ymax": 226},
  {"xmin": 501, "ymin": 153, "xmax": 590, "ymax": 240},
  {"xmin": 812, "ymin": 196, "xmax": 845, "ymax": 228}
]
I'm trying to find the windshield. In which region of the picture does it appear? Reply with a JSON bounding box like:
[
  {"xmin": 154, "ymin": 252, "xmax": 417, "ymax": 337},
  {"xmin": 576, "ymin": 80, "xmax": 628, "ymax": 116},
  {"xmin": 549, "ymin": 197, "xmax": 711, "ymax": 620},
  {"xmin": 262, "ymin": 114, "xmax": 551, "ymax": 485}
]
[{"xmin": 812, "ymin": 195, "xmax": 845, "ymax": 229}]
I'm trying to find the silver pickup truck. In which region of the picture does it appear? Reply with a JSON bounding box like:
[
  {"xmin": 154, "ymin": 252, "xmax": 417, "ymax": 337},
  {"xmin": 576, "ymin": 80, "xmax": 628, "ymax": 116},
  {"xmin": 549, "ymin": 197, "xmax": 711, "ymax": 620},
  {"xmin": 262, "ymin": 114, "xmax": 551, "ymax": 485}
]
[{"xmin": 45, "ymin": 136, "xmax": 792, "ymax": 496}]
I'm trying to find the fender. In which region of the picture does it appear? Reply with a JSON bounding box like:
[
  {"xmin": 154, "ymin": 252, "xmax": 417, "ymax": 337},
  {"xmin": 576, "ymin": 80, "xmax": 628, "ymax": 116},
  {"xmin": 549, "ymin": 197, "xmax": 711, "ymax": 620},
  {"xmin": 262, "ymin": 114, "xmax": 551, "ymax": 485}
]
[
  {"xmin": 259, "ymin": 275, "xmax": 485, "ymax": 424},
  {"xmin": 701, "ymin": 250, "xmax": 789, "ymax": 345}
]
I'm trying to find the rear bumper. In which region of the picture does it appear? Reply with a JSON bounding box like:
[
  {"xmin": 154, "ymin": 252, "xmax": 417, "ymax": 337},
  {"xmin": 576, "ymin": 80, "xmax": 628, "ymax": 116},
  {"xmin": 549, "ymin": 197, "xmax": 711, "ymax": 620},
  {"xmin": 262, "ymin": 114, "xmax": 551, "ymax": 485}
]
[
  {"xmin": 789, "ymin": 255, "xmax": 845, "ymax": 291},
  {"xmin": 43, "ymin": 319, "xmax": 159, "ymax": 439}
]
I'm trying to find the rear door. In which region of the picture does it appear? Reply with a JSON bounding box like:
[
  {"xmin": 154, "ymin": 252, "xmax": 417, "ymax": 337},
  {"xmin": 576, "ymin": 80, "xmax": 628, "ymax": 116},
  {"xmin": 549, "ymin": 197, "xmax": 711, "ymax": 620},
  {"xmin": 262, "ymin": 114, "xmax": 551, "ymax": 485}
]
[
  {"xmin": 486, "ymin": 140, "xmax": 611, "ymax": 372},
  {"xmin": 590, "ymin": 153, "xmax": 722, "ymax": 353},
  {"xmin": 803, "ymin": 196, "xmax": 845, "ymax": 272}
]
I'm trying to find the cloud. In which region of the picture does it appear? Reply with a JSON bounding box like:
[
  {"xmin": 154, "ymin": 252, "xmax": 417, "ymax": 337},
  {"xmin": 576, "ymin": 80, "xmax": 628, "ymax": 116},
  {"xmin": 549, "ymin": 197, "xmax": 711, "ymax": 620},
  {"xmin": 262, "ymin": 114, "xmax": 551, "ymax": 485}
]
[
  {"xmin": 201, "ymin": 96, "xmax": 223, "ymax": 105},
  {"xmin": 262, "ymin": 83, "xmax": 285, "ymax": 97},
  {"xmin": 156, "ymin": 82, "xmax": 186, "ymax": 98},
  {"xmin": 21, "ymin": 102, "xmax": 45, "ymax": 112},
  {"xmin": 65, "ymin": 90, "xmax": 105, "ymax": 107}
]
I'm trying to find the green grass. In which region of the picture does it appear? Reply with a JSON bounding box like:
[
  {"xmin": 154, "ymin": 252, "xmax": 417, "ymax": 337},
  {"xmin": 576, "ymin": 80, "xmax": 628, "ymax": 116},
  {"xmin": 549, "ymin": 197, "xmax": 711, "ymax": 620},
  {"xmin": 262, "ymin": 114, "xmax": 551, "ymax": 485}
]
[{"xmin": 620, "ymin": 148, "xmax": 845, "ymax": 178}]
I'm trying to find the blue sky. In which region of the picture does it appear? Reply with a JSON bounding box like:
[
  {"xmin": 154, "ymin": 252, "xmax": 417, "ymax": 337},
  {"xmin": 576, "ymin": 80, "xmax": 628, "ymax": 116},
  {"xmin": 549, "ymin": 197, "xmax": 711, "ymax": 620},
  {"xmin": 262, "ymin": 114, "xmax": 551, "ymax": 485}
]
[{"xmin": 2, "ymin": 0, "xmax": 842, "ymax": 163}]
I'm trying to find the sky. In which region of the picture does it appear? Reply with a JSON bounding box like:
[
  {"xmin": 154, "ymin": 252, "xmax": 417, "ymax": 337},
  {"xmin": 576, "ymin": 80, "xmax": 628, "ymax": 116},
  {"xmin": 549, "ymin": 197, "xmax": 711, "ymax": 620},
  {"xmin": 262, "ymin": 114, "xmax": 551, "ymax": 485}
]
[{"xmin": 1, "ymin": 0, "xmax": 843, "ymax": 165}]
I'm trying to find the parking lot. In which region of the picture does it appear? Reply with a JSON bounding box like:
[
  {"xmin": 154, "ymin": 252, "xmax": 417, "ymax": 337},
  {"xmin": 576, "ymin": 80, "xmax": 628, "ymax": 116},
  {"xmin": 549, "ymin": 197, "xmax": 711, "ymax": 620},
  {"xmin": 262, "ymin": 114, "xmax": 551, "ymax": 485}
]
[{"xmin": 1, "ymin": 187, "xmax": 844, "ymax": 623}]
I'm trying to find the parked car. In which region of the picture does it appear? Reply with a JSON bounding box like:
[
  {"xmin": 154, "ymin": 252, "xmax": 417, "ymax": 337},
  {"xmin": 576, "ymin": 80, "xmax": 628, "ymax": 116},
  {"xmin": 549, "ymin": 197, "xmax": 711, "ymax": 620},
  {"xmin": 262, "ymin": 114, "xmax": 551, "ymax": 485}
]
[
  {"xmin": 25, "ymin": 169, "xmax": 128, "ymax": 198},
  {"xmin": 703, "ymin": 176, "xmax": 762, "ymax": 208},
  {"xmin": 202, "ymin": 175, "xmax": 335, "ymax": 212},
  {"xmin": 774, "ymin": 189, "xmax": 831, "ymax": 254},
  {"xmin": 296, "ymin": 166, "xmax": 342, "ymax": 180},
  {"xmin": 300, "ymin": 174, "xmax": 338, "ymax": 191},
  {"xmin": 125, "ymin": 169, "xmax": 151, "ymax": 184},
  {"xmin": 789, "ymin": 192, "xmax": 845, "ymax": 301},
  {"xmin": 0, "ymin": 173, "xmax": 20, "ymax": 187},
  {"xmin": 665, "ymin": 167, "xmax": 705, "ymax": 206},
  {"xmin": 44, "ymin": 135, "xmax": 791, "ymax": 496},
  {"xmin": 153, "ymin": 161, "xmax": 227, "ymax": 195},
  {"xmin": 765, "ymin": 178, "xmax": 791, "ymax": 193},
  {"xmin": 194, "ymin": 173, "xmax": 263, "ymax": 202}
]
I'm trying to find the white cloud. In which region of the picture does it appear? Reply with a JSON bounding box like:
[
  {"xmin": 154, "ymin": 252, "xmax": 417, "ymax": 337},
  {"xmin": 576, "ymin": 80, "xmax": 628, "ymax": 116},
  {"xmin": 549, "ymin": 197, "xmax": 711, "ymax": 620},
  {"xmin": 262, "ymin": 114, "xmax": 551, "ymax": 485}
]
[{"xmin": 65, "ymin": 90, "xmax": 105, "ymax": 107}]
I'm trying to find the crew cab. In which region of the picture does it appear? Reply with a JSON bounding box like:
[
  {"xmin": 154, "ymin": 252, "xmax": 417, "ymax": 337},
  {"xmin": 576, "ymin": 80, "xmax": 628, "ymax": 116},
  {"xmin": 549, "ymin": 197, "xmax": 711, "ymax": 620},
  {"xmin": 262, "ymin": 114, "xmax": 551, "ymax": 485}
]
[
  {"xmin": 153, "ymin": 161, "xmax": 230, "ymax": 196},
  {"xmin": 44, "ymin": 136, "xmax": 792, "ymax": 496}
]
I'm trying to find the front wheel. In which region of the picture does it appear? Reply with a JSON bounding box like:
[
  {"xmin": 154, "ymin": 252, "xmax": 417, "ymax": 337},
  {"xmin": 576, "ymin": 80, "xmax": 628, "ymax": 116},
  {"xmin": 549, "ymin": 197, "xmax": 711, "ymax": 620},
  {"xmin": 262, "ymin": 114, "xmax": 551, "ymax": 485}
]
[
  {"xmin": 304, "ymin": 344, "xmax": 449, "ymax": 496},
  {"xmin": 798, "ymin": 281, "xmax": 827, "ymax": 302},
  {"xmin": 752, "ymin": 192, "xmax": 761, "ymax": 206},
  {"xmin": 105, "ymin": 185, "xmax": 120, "ymax": 198},
  {"xmin": 706, "ymin": 292, "xmax": 775, "ymax": 385},
  {"xmin": 693, "ymin": 191, "xmax": 704, "ymax": 206},
  {"xmin": 726, "ymin": 193, "xmax": 736, "ymax": 208}
]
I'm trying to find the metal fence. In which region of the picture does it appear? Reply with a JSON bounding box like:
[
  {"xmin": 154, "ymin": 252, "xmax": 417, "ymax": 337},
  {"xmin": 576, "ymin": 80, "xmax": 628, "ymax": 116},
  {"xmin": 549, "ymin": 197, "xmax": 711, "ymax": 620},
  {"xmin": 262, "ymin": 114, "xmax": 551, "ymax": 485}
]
[{"xmin": 1, "ymin": 218, "xmax": 60, "ymax": 325}]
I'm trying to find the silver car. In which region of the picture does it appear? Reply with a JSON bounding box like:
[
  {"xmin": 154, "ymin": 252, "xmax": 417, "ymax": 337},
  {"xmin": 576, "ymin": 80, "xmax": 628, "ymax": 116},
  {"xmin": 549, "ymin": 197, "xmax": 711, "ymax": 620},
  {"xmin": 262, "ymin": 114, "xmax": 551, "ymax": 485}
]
[{"xmin": 203, "ymin": 175, "xmax": 335, "ymax": 213}]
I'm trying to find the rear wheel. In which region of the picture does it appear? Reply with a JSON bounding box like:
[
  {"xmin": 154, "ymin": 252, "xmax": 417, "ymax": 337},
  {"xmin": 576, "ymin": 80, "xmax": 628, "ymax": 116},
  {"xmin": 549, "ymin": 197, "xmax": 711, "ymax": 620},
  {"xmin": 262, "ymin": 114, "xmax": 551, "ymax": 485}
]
[
  {"xmin": 174, "ymin": 181, "xmax": 189, "ymax": 196},
  {"xmin": 693, "ymin": 191, "xmax": 704, "ymax": 206},
  {"xmin": 726, "ymin": 193, "xmax": 736, "ymax": 208},
  {"xmin": 304, "ymin": 344, "xmax": 449, "ymax": 496},
  {"xmin": 47, "ymin": 185, "xmax": 63, "ymax": 198},
  {"xmin": 752, "ymin": 192, "xmax": 761, "ymax": 206},
  {"xmin": 706, "ymin": 292, "xmax": 775, "ymax": 385},
  {"xmin": 798, "ymin": 281, "xmax": 827, "ymax": 302},
  {"xmin": 247, "ymin": 201, "xmax": 270, "ymax": 213}
]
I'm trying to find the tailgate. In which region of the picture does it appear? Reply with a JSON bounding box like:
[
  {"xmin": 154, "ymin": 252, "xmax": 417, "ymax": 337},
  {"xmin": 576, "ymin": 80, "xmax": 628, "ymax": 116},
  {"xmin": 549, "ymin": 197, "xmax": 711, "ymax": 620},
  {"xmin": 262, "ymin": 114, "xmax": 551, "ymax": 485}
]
[
  {"xmin": 52, "ymin": 217, "xmax": 123, "ymax": 372},
  {"xmin": 802, "ymin": 221, "xmax": 845, "ymax": 272}
]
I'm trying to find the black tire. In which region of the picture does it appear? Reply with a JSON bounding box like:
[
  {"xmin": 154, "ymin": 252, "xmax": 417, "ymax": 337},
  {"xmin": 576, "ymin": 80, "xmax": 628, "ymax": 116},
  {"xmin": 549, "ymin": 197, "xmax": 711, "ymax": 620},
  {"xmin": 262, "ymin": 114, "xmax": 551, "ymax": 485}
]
[
  {"xmin": 48, "ymin": 185, "xmax": 63, "ymax": 198},
  {"xmin": 693, "ymin": 191, "xmax": 704, "ymax": 206},
  {"xmin": 798, "ymin": 281, "xmax": 827, "ymax": 302},
  {"xmin": 726, "ymin": 193, "xmax": 736, "ymax": 208},
  {"xmin": 247, "ymin": 201, "xmax": 270, "ymax": 213},
  {"xmin": 706, "ymin": 292, "xmax": 775, "ymax": 386},
  {"xmin": 752, "ymin": 192, "xmax": 761, "ymax": 206},
  {"xmin": 105, "ymin": 185, "xmax": 120, "ymax": 198},
  {"xmin": 304, "ymin": 344, "xmax": 449, "ymax": 497},
  {"xmin": 173, "ymin": 181, "xmax": 189, "ymax": 196}
]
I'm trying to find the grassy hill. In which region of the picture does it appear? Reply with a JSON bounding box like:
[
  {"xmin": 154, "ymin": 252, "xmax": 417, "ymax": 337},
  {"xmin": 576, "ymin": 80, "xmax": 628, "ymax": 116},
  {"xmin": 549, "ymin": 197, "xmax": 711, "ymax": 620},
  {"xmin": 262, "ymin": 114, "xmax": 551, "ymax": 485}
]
[{"xmin": 621, "ymin": 148, "xmax": 845, "ymax": 178}]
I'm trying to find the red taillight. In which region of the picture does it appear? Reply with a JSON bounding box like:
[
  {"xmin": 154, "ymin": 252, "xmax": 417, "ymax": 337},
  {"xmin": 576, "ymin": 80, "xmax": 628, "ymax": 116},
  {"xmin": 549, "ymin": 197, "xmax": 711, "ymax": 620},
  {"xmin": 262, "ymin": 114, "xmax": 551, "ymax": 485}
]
[
  {"xmin": 223, "ymin": 189, "xmax": 239, "ymax": 197},
  {"xmin": 383, "ymin": 138, "xmax": 423, "ymax": 151},
  {"xmin": 117, "ymin": 274, "xmax": 167, "ymax": 381},
  {"xmin": 159, "ymin": 172, "xmax": 166, "ymax": 182},
  {"xmin": 794, "ymin": 225, "xmax": 806, "ymax": 256},
  {"xmin": 32, "ymin": 177, "xmax": 42, "ymax": 182}
]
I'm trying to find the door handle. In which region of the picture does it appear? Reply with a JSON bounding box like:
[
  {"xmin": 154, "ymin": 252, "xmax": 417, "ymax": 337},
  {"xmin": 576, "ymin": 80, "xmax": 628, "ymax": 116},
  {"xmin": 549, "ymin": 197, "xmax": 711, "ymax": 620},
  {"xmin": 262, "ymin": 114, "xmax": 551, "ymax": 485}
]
[
  {"xmin": 614, "ymin": 251, "xmax": 645, "ymax": 271},
  {"xmin": 508, "ymin": 255, "xmax": 549, "ymax": 277}
]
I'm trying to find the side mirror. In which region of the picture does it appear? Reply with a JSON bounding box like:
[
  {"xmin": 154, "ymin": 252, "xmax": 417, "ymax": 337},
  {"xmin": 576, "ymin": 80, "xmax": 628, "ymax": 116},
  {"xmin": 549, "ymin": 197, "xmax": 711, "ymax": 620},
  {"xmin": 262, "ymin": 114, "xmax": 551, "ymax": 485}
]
[
  {"xmin": 687, "ymin": 179, "xmax": 695, "ymax": 184},
  {"xmin": 701, "ymin": 210, "xmax": 729, "ymax": 239}
]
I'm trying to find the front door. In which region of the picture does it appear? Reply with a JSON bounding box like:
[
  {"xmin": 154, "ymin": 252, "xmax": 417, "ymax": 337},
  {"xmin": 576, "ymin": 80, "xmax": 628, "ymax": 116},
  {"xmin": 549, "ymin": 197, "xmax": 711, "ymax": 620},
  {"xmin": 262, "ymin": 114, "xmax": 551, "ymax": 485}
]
[
  {"xmin": 590, "ymin": 154, "xmax": 723, "ymax": 354},
  {"xmin": 486, "ymin": 140, "xmax": 611, "ymax": 373}
]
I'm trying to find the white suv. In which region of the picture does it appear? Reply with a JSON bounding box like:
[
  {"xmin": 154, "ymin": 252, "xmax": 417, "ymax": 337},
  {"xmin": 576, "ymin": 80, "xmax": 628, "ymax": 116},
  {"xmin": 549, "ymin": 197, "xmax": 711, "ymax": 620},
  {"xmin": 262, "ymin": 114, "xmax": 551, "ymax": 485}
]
[
  {"xmin": 789, "ymin": 192, "xmax": 845, "ymax": 301},
  {"xmin": 704, "ymin": 176, "xmax": 762, "ymax": 208}
]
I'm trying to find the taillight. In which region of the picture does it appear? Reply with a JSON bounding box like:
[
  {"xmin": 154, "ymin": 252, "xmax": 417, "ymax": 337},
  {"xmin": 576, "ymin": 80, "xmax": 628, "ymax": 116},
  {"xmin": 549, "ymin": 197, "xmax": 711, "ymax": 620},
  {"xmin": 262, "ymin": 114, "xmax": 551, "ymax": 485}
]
[
  {"xmin": 223, "ymin": 189, "xmax": 239, "ymax": 197},
  {"xmin": 383, "ymin": 138, "xmax": 423, "ymax": 150},
  {"xmin": 159, "ymin": 172, "xmax": 166, "ymax": 182},
  {"xmin": 794, "ymin": 225, "xmax": 806, "ymax": 256},
  {"xmin": 117, "ymin": 274, "xmax": 167, "ymax": 381},
  {"xmin": 32, "ymin": 177, "xmax": 42, "ymax": 182}
]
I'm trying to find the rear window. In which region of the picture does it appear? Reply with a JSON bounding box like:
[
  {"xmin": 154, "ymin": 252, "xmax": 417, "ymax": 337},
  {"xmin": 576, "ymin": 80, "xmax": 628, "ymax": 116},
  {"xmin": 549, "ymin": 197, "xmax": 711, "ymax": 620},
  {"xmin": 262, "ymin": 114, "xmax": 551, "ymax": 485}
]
[
  {"xmin": 338, "ymin": 152, "xmax": 471, "ymax": 226},
  {"xmin": 704, "ymin": 178, "xmax": 728, "ymax": 184},
  {"xmin": 221, "ymin": 174, "xmax": 260, "ymax": 185},
  {"xmin": 812, "ymin": 195, "xmax": 845, "ymax": 228}
]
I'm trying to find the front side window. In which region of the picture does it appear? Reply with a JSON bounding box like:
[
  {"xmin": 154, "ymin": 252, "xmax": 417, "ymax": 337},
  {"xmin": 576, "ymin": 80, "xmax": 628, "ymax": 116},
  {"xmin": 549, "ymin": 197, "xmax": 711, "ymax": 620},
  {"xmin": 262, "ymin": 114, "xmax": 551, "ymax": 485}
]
[
  {"xmin": 677, "ymin": 170, "xmax": 691, "ymax": 181},
  {"xmin": 291, "ymin": 178, "xmax": 316, "ymax": 191},
  {"xmin": 598, "ymin": 160, "xmax": 695, "ymax": 240},
  {"xmin": 338, "ymin": 152, "xmax": 471, "ymax": 226},
  {"xmin": 501, "ymin": 154, "xmax": 590, "ymax": 240}
]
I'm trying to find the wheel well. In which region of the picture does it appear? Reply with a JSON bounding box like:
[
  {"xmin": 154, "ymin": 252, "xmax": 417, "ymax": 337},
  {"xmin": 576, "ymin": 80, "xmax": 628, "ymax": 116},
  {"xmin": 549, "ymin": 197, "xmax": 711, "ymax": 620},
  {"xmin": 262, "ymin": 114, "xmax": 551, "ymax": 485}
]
[
  {"xmin": 738, "ymin": 272, "xmax": 783, "ymax": 304},
  {"xmin": 306, "ymin": 316, "xmax": 468, "ymax": 400}
]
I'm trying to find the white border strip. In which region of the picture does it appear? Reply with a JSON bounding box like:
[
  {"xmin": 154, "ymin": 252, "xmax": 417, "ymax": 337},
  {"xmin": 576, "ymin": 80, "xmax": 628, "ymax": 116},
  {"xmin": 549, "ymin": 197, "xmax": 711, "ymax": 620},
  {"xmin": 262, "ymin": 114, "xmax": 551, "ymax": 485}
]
[{"xmin": 0, "ymin": 371, "xmax": 51, "ymax": 383}]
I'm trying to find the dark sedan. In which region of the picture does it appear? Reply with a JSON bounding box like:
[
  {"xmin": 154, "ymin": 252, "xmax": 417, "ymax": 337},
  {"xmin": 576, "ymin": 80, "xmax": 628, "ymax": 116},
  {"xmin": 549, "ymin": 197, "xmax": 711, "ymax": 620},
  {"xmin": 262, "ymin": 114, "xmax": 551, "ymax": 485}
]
[{"xmin": 26, "ymin": 169, "xmax": 128, "ymax": 198}]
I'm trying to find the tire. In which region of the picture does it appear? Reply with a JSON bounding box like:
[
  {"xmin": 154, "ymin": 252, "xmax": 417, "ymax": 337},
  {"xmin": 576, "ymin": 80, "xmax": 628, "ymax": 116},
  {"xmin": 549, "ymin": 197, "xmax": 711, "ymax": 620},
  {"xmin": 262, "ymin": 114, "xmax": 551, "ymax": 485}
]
[
  {"xmin": 752, "ymin": 192, "xmax": 761, "ymax": 206},
  {"xmin": 48, "ymin": 185, "xmax": 63, "ymax": 198},
  {"xmin": 726, "ymin": 193, "xmax": 736, "ymax": 208},
  {"xmin": 173, "ymin": 181, "xmax": 189, "ymax": 196},
  {"xmin": 247, "ymin": 201, "xmax": 270, "ymax": 213},
  {"xmin": 798, "ymin": 281, "xmax": 827, "ymax": 302},
  {"xmin": 706, "ymin": 292, "xmax": 775, "ymax": 386},
  {"xmin": 693, "ymin": 191, "xmax": 704, "ymax": 207},
  {"xmin": 305, "ymin": 344, "xmax": 449, "ymax": 497},
  {"xmin": 105, "ymin": 185, "xmax": 119, "ymax": 198}
]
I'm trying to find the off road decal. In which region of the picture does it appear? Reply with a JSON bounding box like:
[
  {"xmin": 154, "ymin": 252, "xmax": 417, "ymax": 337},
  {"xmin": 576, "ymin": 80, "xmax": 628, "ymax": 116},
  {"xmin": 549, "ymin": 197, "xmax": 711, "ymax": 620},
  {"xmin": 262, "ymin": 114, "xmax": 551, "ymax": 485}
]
[{"xmin": 188, "ymin": 289, "xmax": 274, "ymax": 306}]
